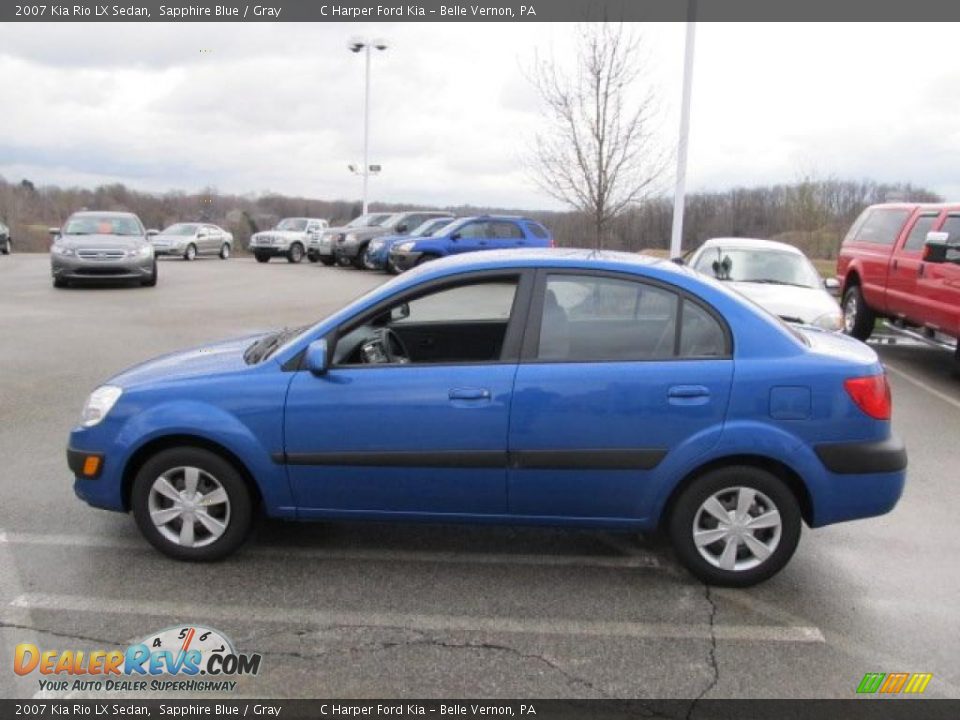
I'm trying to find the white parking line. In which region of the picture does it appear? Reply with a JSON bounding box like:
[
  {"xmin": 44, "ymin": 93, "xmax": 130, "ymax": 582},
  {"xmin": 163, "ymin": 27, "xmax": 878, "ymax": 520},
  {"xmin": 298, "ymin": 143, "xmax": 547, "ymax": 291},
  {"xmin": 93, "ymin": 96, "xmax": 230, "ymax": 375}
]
[
  {"xmin": 884, "ymin": 362, "xmax": 960, "ymax": 412},
  {"xmin": 0, "ymin": 530, "xmax": 661, "ymax": 569},
  {"xmin": 9, "ymin": 592, "xmax": 825, "ymax": 643}
]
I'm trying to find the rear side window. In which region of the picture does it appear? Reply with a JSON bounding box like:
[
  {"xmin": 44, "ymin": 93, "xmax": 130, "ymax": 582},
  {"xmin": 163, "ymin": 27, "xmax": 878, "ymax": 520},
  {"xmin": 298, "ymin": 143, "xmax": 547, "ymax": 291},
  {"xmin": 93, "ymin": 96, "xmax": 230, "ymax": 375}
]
[
  {"xmin": 526, "ymin": 222, "xmax": 549, "ymax": 239},
  {"xmin": 490, "ymin": 222, "xmax": 524, "ymax": 239},
  {"xmin": 940, "ymin": 216, "xmax": 960, "ymax": 262},
  {"xmin": 536, "ymin": 275, "xmax": 730, "ymax": 362},
  {"xmin": 853, "ymin": 209, "xmax": 911, "ymax": 246},
  {"xmin": 902, "ymin": 214, "xmax": 938, "ymax": 252}
]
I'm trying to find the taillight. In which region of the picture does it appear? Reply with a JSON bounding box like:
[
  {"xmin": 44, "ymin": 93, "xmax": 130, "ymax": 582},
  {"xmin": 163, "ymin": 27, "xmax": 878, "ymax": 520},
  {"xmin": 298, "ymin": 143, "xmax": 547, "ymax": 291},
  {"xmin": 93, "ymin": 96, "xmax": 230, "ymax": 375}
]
[
  {"xmin": 550, "ymin": 238, "xmax": 556, "ymax": 248},
  {"xmin": 844, "ymin": 374, "xmax": 892, "ymax": 420}
]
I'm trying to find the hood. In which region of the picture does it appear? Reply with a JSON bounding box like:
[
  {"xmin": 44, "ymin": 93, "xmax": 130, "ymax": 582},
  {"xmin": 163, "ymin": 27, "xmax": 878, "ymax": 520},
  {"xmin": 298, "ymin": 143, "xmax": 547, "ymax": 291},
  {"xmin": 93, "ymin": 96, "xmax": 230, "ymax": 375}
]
[
  {"xmin": 726, "ymin": 281, "xmax": 840, "ymax": 324},
  {"xmin": 107, "ymin": 333, "xmax": 269, "ymax": 389},
  {"xmin": 346, "ymin": 227, "xmax": 391, "ymax": 241},
  {"xmin": 255, "ymin": 230, "xmax": 306, "ymax": 239},
  {"xmin": 58, "ymin": 233, "xmax": 145, "ymax": 249}
]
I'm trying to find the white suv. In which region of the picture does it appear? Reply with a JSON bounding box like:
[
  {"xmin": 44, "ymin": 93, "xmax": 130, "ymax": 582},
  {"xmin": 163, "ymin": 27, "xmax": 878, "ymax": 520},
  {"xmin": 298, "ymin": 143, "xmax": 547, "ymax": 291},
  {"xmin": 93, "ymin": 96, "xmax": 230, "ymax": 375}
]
[{"xmin": 249, "ymin": 218, "xmax": 328, "ymax": 264}]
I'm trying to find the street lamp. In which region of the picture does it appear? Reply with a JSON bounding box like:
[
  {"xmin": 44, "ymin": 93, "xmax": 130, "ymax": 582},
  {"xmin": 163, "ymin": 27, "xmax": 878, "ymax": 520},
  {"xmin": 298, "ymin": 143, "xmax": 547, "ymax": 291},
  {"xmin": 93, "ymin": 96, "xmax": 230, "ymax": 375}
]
[{"xmin": 348, "ymin": 37, "xmax": 388, "ymax": 215}]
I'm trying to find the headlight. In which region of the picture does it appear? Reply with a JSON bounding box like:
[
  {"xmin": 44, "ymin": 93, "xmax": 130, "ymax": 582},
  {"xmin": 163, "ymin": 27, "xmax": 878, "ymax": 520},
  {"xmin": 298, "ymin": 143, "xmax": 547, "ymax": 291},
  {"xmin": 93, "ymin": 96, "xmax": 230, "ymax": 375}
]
[
  {"xmin": 52, "ymin": 245, "xmax": 75, "ymax": 256},
  {"xmin": 396, "ymin": 241, "xmax": 415, "ymax": 252},
  {"xmin": 80, "ymin": 385, "xmax": 123, "ymax": 427},
  {"xmin": 127, "ymin": 245, "xmax": 153, "ymax": 258},
  {"xmin": 812, "ymin": 312, "xmax": 843, "ymax": 332}
]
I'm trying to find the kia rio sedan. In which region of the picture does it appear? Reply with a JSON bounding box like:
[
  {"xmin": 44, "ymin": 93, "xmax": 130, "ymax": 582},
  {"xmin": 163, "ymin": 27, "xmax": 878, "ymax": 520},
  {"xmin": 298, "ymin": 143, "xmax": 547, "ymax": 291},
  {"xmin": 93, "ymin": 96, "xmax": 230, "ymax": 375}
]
[{"xmin": 67, "ymin": 250, "xmax": 906, "ymax": 586}]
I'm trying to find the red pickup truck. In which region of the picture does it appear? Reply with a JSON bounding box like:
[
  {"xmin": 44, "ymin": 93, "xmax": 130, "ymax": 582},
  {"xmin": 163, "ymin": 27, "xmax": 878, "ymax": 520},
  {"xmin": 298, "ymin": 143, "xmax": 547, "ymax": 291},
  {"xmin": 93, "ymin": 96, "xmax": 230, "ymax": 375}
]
[{"xmin": 837, "ymin": 203, "xmax": 960, "ymax": 365}]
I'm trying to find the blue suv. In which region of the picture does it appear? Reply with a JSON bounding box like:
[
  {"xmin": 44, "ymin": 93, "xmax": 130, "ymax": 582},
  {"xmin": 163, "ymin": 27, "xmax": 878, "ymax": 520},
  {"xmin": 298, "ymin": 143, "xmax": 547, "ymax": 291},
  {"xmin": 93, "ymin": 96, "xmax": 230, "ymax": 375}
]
[
  {"xmin": 363, "ymin": 216, "xmax": 455, "ymax": 273},
  {"xmin": 67, "ymin": 249, "xmax": 905, "ymax": 586},
  {"xmin": 389, "ymin": 216, "xmax": 552, "ymax": 271}
]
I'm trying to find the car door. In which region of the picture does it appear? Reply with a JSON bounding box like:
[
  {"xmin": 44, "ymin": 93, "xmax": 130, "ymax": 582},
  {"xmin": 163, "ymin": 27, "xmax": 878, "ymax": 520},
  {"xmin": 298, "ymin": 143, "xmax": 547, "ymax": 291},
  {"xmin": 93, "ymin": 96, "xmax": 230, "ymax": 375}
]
[
  {"xmin": 448, "ymin": 221, "xmax": 490, "ymax": 255},
  {"xmin": 507, "ymin": 270, "xmax": 733, "ymax": 520},
  {"xmin": 886, "ymin": 211, "xmax": 938, "ymax": 323},
  {"xmin": 489, "ymin": 221, "xmax": 526, "ymax": 249},
  {"xmin": 918, "ymin": 213, "xmax": 960, "ymax": 338},
  {"xmin": 282, "ymin": 271, "xmax": 532, "ymax": 517},
  {"xmin": 203, "ymin": 225, "xmax": 221, "ymax": 253}
]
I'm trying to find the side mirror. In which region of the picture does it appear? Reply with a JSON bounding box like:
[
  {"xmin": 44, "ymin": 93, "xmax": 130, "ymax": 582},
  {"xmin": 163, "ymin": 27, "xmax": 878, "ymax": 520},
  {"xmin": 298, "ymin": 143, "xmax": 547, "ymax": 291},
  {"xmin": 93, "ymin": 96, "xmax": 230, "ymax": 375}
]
[
  {"xmin": 451, "ymin": 232, "xmax": 461, "ymax": 241},
  {"xmin": 147, "ymin": 229, "xmax": 159, "ymax": 237},
  {"xmin": 305, "ymin": 339, "xmax": 329, "ymax": 375},
  {"xmin": 824, "ymin": 277, "xmax": 840, "ymax": 293},
  {"xmin": 48, "ymin": 227, "xmax": 61, "ymax": 237},
  {"xmin": 391, "ymin": 302, "xmax": 410, "ymax": 321},
  {"xmin": 196, "ymin": 231, "xmax": 206, "ymax": 238},
  {"xmin": 923, "ymin": 231, "xmax": 951, "ymax": 264}
]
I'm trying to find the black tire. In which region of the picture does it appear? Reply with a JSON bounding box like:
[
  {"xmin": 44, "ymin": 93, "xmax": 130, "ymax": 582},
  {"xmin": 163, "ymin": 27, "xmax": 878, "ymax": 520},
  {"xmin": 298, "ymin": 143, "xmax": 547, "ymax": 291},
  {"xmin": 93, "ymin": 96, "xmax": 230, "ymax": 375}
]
[
  {"xmin": 668, "ymin": 466, "xmax": 802, "ymax": 587},
  {"xmin": 287, "ymin": 243, "xmax": 304, "ymax": 264},
  {"xmin": 319, "ymin": 256, "xmax": 336, "ymax": 266},
  {"xmin": 842, "ymin": 284, "xmax": 875, "ymax": 341},
  {"xmin": 53, "ymin": 276, "xmax": 67, "ymax": 288},
  {"xmin": 351, "ymin": 244, "xmax": 369, "ymax": 269},
  {"xmin": 141, "ymin": 261, "xmax": 158, "ymax": 287},
  {"xmin": 1, "ymin": 238, "xmax": 10, "ymax": 255},
  {"xmin": 254, "ymin": 252, "xmax": 270, "ymax": 263},
  {"xmin": 131, "ymin": 447, "xmax": 253, "ymax": 562},
  {"xmin": 307, "ymin": 252, "xmax": 319, "ymax": 263},
  {"xmin": 416, "ymin": 253, "xmax": 440, "ymax": 266},
  {"xmin": 335, "ymin": 254, "xmax": 353, "ymax": 268},
  {"xmin": 219, "ymin": 243, "xmax": 230, "ymax": 260},
  {"xmin": 184, "ymin": 243, "xmax": 197, "ymax": 261}
]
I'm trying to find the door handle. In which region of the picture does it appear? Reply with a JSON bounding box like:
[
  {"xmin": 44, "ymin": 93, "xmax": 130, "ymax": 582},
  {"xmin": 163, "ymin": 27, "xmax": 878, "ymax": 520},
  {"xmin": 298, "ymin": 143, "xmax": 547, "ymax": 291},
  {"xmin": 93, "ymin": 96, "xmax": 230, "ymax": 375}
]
[
  {"xmin": 449, "ymin": 387, "xmax": 491, "ymax": 401},
  {"xmin": 668, "ymin": 385, "xmax": 710, "ymax": 405},
  {"xmin": 918, "ymin": 263, "xmax": 925, "ymax": 278}
]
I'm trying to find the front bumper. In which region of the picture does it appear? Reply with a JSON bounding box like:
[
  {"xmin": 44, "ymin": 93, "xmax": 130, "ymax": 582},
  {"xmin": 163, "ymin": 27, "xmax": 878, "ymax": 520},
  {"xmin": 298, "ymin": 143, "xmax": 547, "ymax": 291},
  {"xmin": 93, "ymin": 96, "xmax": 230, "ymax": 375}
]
[
  {"xmin": 51, "ymin": 254, "xmax": 154, "ymax": 281},
  {"xmin": 389, "ymin": 250, "xmax": 422, "ymax": 272},
  {"xmin": 249, "ymin": 244, "xmax": 292, "ymax": 257}
]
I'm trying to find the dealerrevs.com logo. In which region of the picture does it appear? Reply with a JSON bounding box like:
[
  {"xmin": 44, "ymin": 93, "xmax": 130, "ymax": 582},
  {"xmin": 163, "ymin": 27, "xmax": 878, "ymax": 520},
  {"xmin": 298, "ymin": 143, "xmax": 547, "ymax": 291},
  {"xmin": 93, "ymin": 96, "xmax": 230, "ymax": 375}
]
[{"xmin": 14, "ymin": 625, "xmax": 262, "ymax": 693}]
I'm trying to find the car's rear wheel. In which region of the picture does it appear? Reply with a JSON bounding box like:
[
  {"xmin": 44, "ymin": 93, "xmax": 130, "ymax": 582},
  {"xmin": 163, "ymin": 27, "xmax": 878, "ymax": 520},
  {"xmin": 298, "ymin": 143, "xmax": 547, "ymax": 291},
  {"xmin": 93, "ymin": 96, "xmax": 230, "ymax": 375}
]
[
  {"xmin": 351, "ymin": 245, "xmax": 369, "ymax": 269},
  {"xmin": 184, "ymin": 243, "xmax": 197, "ymax": 261},
  {"xmin": 320, "ymin": 256, "xmax": 336, "ymax": 266},
  {"xmin": 668, "ymin": 466, "xmax": 801, "ymax": 587},
  {"xmin": 307, "ymin": 252, "xmax": 319, "ymax": 263},
  {"xmin": 1, "ymin": 238, "xmax": 11, "ymax": 255},
  {"xmin": 287, "ymin": 243, "xmax": 304, "ymax": 264},
  {"xmin": 842, "ymin": 284, "xmax": 875, "ymax": 341},
  {"xmin": 132, "ymin": 447, "xmax": 253, "ymax": 562},
  {"xmin": 254, "ymin": 252, "xmax": 270, "ymax": 263},
  {"xmin": 141, "ymin": 261, "xmax": 158, "ymax": 287},
  {"xmin": 219, "ymin": 243, "xmax": 230, "ymax": 260},
  {"xmin": 336, "ymin": 254, "xmax": 352, "ymax": 268}
]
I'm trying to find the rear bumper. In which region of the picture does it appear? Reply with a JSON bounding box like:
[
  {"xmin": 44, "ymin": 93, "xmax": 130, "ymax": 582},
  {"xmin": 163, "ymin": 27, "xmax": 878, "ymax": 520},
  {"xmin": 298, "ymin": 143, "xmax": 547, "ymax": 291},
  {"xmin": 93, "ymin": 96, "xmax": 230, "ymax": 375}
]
[{"xmin": 814, "ymin": 436, "xmax": 907, "ymax": 475}]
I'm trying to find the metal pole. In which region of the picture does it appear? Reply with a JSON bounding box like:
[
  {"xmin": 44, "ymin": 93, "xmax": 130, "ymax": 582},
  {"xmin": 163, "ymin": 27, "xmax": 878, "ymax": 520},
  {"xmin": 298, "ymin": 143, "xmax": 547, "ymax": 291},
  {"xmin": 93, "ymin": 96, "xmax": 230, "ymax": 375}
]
[
  {"xmin": 670, "ymin": 11, "xmax": 696, "ymax": 259},
  {"xmin": 362, "ymin": 44, "xmax": 371, "ymax": 215}
]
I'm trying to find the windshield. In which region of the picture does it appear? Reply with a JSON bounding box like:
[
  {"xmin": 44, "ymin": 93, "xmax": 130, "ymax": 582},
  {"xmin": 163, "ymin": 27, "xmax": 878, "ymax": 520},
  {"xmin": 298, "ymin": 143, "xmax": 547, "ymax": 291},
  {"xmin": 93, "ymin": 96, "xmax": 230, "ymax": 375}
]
[
  {"xmin": 346, "ymin": 213, "xmax": 392, "ymax": 228},
  {"xmin": 276, "ymin": 218, "xmax": 308, "ymax": 232},
  {"xmin": 63, "ymin": 214, "xmax": 144, "ymax": 236},
  {"xmin": 161, "ymin": 223, "xmax": 199, "ymax": 236},
  {"xmin": 411, "ymin": 218, "xmax": 454, "ymax": 237},
  {"xmin": 693, "ymin": 247, "xmax": 821, "ymax": 289}
]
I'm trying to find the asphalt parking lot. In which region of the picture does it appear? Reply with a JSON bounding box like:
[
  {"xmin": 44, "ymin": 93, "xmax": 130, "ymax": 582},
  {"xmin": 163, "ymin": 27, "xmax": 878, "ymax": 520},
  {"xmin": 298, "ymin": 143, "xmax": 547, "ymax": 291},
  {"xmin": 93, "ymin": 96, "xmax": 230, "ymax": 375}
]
[{"xmin": 1, "ymin": 253, "xmax": 958, "ymax": 701}]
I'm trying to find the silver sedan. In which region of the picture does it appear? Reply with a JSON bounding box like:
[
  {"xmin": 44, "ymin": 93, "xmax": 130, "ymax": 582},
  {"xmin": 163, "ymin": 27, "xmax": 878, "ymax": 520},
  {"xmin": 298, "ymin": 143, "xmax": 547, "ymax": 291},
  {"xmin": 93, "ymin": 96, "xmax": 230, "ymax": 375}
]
[{"xmin": 151, "ymin": 223, "xmax": 234, "ymax": 260}]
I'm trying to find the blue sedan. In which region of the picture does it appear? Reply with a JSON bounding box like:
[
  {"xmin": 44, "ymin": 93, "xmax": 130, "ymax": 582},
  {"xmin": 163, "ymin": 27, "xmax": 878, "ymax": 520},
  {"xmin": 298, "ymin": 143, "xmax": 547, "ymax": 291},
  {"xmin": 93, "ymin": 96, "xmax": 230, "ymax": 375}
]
[{"xmin": 67, "ymin": 250, "xmax": 906, "ymax": 586}]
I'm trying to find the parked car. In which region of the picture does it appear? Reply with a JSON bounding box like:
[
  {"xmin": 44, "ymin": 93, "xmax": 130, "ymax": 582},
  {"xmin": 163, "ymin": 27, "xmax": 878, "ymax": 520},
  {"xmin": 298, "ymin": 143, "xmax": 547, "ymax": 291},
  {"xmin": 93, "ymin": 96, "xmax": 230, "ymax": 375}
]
[
  {"xmin": 334, "ymin": 211, "xmax": 453, "ymax": 269},
  {"xmin": 838, "ymin": 203, "xmax": 960, "ymax": 369},
  {"xmin": 0, "ymin": 219, "xmax": 11, "ymax": 255},
  {"xmin": 687, "ymin": 238, "xmax": 843, "ymax": 331},
  {"xmin": 49, "ymin": 211, "xmax": 157, "ymax": 288},
  {"xmin": 308, "ymin": 213, "xmax": 393, "ymax": 266},
  {"xmin": 67, "ymin": 249, "xmax": 905, "ymax": 586},
  {"xmin": 151, "ymin": 223, "xmax": 234, "ymax": 260},
  {"xmin": 249, "ymin": 218, "xmax": 328, "ymax": 264},
  {"xmin": 364, "ymin": 216, "xmax": 455, "ymax": 273},
  {"xmin": 389, "ymin": 215, "xmax": 553, "ymax": 272}
]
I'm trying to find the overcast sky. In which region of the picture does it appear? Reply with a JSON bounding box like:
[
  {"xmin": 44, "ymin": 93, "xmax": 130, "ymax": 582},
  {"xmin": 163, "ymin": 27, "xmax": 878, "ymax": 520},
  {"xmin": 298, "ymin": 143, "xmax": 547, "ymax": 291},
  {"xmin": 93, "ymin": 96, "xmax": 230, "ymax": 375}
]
[{"xmin": 1, "ymin": 22, "xmax": 958, "ymax": 210}]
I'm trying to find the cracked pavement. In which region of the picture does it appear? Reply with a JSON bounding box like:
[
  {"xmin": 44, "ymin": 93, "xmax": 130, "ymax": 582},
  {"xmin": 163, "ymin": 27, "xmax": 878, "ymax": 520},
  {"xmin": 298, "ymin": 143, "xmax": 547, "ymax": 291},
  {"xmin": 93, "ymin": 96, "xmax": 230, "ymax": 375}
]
[{"xmin": 2, "ymin": 255, "xmax": 959, "ymax": 700}]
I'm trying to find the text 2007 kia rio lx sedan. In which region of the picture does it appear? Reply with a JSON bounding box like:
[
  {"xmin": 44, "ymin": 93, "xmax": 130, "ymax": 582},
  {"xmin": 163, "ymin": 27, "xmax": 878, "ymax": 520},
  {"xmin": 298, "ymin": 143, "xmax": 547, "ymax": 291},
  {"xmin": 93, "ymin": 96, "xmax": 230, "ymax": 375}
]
[{"xmin": 67, "ymin": 249, "xmax": 906, "ymax": 586}]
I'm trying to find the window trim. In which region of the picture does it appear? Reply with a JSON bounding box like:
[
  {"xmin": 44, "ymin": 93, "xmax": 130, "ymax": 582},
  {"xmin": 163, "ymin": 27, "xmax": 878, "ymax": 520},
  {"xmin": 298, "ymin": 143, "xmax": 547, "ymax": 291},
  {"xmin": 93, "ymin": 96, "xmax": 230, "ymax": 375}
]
[
  {"xmin": 320, "ymin": 268, "xmax": 536, "ymax": 370},
  {"xmin": 518, "ymin": 268, "xmax": 733, "ymax": 364}
]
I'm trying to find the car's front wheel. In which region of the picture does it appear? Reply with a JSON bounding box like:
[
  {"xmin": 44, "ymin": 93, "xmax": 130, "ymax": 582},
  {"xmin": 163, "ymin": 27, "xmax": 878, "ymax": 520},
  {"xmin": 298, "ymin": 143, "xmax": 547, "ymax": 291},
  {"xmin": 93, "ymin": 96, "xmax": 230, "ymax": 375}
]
[
  {"xmin": 184, "ymin": 243, "xmax": 197, "ymax": 261},
  {"xmin": 1, "ymin": 238, "xmax": 11, "ymax": 255},
  {"xmin": 842, "ymin": 284, "xmax": 875, "ymax": 341},
  {"xmin": 132, "ymin": 447, "xmax": 253, "ymax": 561},
  {"xmin": 668, "ymin": 466, "xmax": 801, "ymax": 587},
  {"xmin": 219, "ymin": 243, "xmax": 230, "ymax": 260},
  {"xmin": 287, "ymin": 243, "xmax": 304, "ymax": 264},
  {"xmin": 254, "ymin": 252, "xmax": 270, "ymax": 263},
  {"xmin": 141, "ymin": 261, "xmax": 158, "ymax": 287}
]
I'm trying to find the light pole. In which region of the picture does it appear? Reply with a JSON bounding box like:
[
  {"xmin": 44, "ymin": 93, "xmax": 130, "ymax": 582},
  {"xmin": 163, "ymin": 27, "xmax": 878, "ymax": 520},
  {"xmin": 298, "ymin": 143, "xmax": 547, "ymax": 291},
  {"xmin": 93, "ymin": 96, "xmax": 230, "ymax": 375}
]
[
  {"xmin": 348, "ymin": 37, "xmax": 388, "ymax": 215},
  {"xmin": 669, "ymin": 5, "xmax": 697, "ymax": 259}
]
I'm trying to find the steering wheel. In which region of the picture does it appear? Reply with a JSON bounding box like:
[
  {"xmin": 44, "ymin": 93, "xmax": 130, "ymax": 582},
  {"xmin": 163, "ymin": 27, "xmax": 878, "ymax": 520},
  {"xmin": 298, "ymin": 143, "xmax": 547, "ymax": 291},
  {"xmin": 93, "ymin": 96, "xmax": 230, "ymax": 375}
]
[{"xmin": 361, "ymin": 328, "xmax": 410, "ymax": 364}]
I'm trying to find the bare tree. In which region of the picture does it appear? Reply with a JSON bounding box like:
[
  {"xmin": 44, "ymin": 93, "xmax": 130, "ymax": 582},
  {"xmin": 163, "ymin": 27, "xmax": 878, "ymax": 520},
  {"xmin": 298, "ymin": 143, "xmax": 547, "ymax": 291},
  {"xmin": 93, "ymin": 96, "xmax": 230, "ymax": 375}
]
[{"xmin": 527, "ymin": 23, "xmax": 666, "ymax": 249}]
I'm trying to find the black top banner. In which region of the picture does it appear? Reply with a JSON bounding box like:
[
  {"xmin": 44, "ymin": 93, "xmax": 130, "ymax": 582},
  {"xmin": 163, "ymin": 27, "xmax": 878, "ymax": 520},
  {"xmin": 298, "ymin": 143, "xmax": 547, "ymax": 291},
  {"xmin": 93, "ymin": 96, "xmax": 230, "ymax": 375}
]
[{"xmin": 5, "ymin": 0, "xmax": 960, "ymax": 22}]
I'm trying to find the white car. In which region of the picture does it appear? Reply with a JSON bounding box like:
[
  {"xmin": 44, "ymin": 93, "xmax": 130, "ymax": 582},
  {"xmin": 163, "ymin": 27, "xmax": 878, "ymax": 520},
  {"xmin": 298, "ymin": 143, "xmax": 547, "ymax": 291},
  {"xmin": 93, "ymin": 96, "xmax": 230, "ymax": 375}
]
[
  {"xmin": 249, "ymin": 217, "xmax": 328, "ymax": 264},
  {"xmin": 151, "ymin": 223, "xmax": 234, "ymax": 260},
  {"xmin": 687, "ymin": 237, "xmax": 843, "ymax": 331}
]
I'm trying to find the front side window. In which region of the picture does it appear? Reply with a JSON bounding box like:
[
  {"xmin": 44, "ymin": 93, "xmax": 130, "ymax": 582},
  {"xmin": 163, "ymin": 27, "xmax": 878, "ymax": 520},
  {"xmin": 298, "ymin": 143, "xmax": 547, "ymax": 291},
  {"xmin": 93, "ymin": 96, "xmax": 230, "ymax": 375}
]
[
  {"xmin": 536, "ymin": 274, "xmax": 729, "ymax": 362},
  {"xmin": 276, "ymin": 218, "xmax": 308, "ymax": 232},
  {"xmin": 456, "ymin": 222, "xmax": 488, "ymax": 239},
  {"xmin": 490, "ymin": 221, "xmax": 524, "ymax": 239},
  {"xmin": 333, "ymin": 277, "xmax": 519, "ymax": 366},
  {"xmin": 902, "ymin": 214, "xmax": 938, "ymax": 252}
]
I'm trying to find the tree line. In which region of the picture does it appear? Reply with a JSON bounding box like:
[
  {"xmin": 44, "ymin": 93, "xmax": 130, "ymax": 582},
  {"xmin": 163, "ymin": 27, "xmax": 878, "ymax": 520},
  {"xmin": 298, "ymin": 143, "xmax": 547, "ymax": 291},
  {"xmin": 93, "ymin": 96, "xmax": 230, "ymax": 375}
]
[{"xmin": 0, "ymin": 175, "xmax": 941, "ymax": 259}]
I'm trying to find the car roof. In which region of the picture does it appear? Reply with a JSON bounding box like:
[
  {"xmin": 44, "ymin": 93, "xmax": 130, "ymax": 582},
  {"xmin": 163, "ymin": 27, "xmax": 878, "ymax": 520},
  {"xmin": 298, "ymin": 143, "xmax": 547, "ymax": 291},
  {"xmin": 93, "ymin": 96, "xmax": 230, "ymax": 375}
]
[
  {"xmin": 699, "ymin": 237, "xmax": 805, "ymax": 255},
  {"xmin": 69, "ymin": 211, "xmax": 139, "ymax": 218},
  {"xmin": 865, "ymin": 202, "xmax": 960, "ymax": 212}
]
